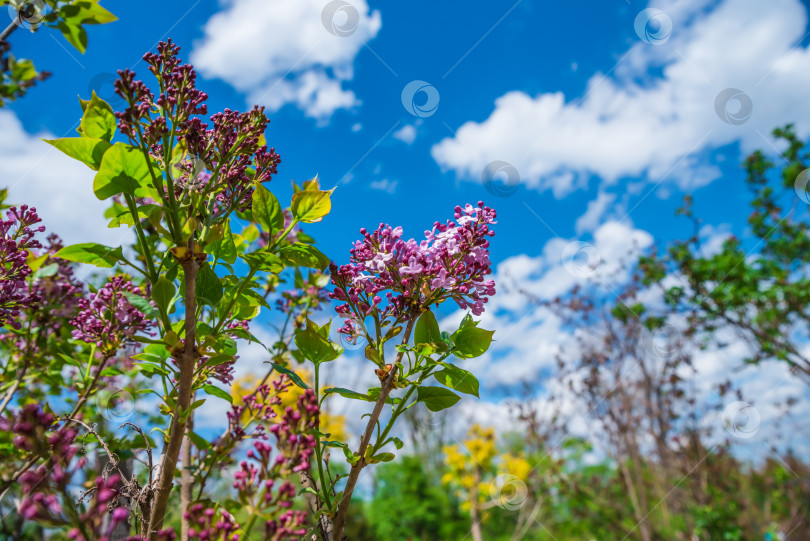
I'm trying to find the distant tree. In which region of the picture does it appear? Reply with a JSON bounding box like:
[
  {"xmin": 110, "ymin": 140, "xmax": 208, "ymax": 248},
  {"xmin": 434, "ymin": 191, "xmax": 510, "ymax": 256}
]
[
  {"xmin": 641, "ymin": 125, "xmax": 810, "ymax": 384},
  {"xmin": 367, "ymin": 455, "xmax": 464, "ymax": 541}
]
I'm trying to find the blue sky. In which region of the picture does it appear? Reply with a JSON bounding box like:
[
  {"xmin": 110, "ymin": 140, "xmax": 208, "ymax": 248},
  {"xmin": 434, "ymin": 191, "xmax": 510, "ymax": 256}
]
[
  {"xmin": 5, "ymin": 0, "xmax": 763, "ymax": 261},
  {"xmin": 3, "ymin": 0, "xmax": 810, "ymax": 452}
]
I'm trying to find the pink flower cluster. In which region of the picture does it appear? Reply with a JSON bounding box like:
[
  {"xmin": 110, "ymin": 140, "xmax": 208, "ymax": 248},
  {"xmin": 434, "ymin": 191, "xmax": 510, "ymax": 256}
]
[
  {"xmin": 269, "ymin": 388, "xmax": 318, "ymax": 473},
  {"xmin": 114, "ymin": 40, "xmax": 280, "ymax": 214},
  {"xmin": 265, "ymin": 509, "xmax": 308, "ymax": 541},
  {"xmin": 68, "ymin": 475, "xmax": 129, "ymax": 541},
  {"xmin": 227, "ymin": 378, "xmax": 284, "ymax": 441},
  {"xmin": 330, "ymin": 202, "xmax": 497, "ymax": 341},
  {"xmin": 8, "ymin": 405, "xmax": 89, "ymax": 526},
  {"xmin": 222, "ymin": 378, "xmax": 316, "ymax": 539},
  {"xmin": 29, "ymin": 235, "xmax": 83, "ymax": 327},
  {"xmin": 70, "ymin": 275, "xmax": 155, "ymax": 355},
  {"xmin": 183, "ymin": 502, "xmax": 240, "ymax": 541},
  {"xmin": 8, "ymin": 406, "xmax": 174, "ymax": 539},
  {"xmin": 0, "ymin": 205, "xmax": 46, "ymax": 329},
  {"xmin": 115, "ymin": 39, "xmax": 206, "ymax": 145}
]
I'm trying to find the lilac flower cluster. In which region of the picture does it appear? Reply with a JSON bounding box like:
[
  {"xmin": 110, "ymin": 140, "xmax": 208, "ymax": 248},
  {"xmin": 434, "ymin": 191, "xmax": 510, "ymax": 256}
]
[
  {"xmin": 114, "ymin": 40, "xmax": 281, "ymax": 214},
  {"xmin": 227, "ymin": 378, "xmax": 285, "ymax": 440},
  {"xmin": 231, "ymin": 387, "xmax": 316, "ymax": 539},
  {"xmin": 183, "ymin": 502, "xmax": 240, "ymax": 541},
  {"xmin": 70, "ymin": 275, "xmax": 155, "ymax": 355},
  {"xmin": 125, "ymin": 529, "xmax": 177, "ymax": 541},
  {"xmin": 269, "ymin": 388, "xmax": 318, "ymax": 474},
  {"xmin": 67, "ymin": 475, "xmax": 129, "ymax": 541},
  {"xmin": 9, "ymin": 405, "xmax": 83, "ymax": 522},
  {"xmin": 115, "ymin": 40, "xmax": 207, "ymax": 145},
  {"xmin": 330, "ymin": 202, "xmax": 497, "ymax": 341},
  {"xmin": 0, "ymin": 205, "xmax": 45, "ymax": 329},
  {"xmin": 29, "ymin": 235, "xmax": 84, "ymax": 326},
  {"xmin": 186, "ymin": 107, "xmax": 280, "ymax": 212},
  {"xmin": 0, "ymin": 234, "xmax": 83, "ymax": 361},
  {"xmin": 265, "ymin": 509, "xmax": 308, "ymax": 541}
]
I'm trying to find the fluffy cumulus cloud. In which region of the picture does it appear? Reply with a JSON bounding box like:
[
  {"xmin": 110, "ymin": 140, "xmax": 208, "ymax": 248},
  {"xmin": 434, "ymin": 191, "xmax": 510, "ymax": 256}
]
[
  {"xmin": 190, "ymin": 0, "xmax": 381, "ymax": 121},
  {"xmin": 432, "ymin": 0, "xmax": 810, "ymax": 196},
  {"xmin": 0, "ymin": 111, "xmax": 128, "ymax": 247},
  {"xmin": 440, "ymin": 216, "xmax": 810, "ymax": 457},
  {"xmin": 575, "ymin": 191, "xmax": 618, "ymax": 234},
  {"xmin": 441, "ymin": 219, "xmax": 654, "ymax": 387}
]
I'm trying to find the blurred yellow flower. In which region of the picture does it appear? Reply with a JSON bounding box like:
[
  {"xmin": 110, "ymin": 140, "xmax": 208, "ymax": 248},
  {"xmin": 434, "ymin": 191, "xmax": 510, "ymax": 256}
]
[{"xmin": 500, "ymin": 452, "xmax": 532, "ymax": 481}]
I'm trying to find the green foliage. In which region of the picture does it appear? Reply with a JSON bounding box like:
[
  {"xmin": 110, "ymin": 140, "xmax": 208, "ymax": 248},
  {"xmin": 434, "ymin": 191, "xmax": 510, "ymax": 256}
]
[
  {"xmin": 251, "ymin": 184, "xmax": 284, "ymax": 234},
  {"xmin": 55, "ymin": 242, "xmax": 123, "ymax": 268},
  {"xmin": 366, "ymin": 456, "xmax": 465, "ymax": 540},
  {"xmin": 416, "ymin": 385, "xmax": 461, "ymax": 411},
  {"xmin": 432, "ymin": 362, "xmax": 479, "ymax": 397},
  {"xmin": 451, "ymin": 314, "xmax": 494, "ymax": 358},
  {"xmin": 294, "ymin": 318, "xmax": 342, "ymax": 365},
  {"xmin": 291, "ymin": 187, "xmax": 333, "ymax": 223},
  {"xmin": 643, "ymin": 125, "xmax": 810, "ymax": 380},
  {"xmin": 43, "ymin": 137, "xmax": 111, "ymax": 171},
  {"xmin": 1, "ymin": 0, "xmax": 116, "ymax": 105}
]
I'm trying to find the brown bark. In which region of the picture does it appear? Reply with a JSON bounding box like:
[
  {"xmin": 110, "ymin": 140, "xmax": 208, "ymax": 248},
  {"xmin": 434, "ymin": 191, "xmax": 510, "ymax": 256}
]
[
  {"xmin": 331, "ymin": 315, "xmax": 417, "ymax": 540},
  {"xmin": 180, "ymin": 412, "xmax": 194, "ymax": 541},
  {"xmin": 147, "ymin": 256, "xmax": 198, "ymax": 538}
]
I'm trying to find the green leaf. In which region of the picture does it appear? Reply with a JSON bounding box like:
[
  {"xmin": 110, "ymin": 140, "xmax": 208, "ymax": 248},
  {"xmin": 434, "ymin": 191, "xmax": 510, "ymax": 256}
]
[
  {"xmin": 389, "ymin": 436, "xmax": 404, "ymax": 450},
  {"xmin": 60, "ymin": 0, "xmax": 117, "ymax": 25},
  {"xmin": 32, "ymin": 263, "xmax": 58, "ymax": 280},
  {"xmin": 451, "ymin": 325, "xmax": 495, "ymax": 359},
  {"xmin": 365, "ymin": 345, "xmax": 384, "ymax": 365},
  {"xmin": 56, "ymin": 243, "xmax": 123, "ymax": 268},
  {"xmin": 188, "ymin": 431, "xmax": 211, "ymax": 450},
  {"xmin": 195, "ymin": 263, "xmax": 223, "ymax": 307},
  {"xmin": 279, "ymin": 243, "xmax": 331, "ymax": 271},
  {"xmin": 268, "ymin": 362, "xmax": 309, "ymax": 389},
  {"xmin": 44, "ymin": 137, "xmax": 111, "ymax": 171},
  {"xmin": 414, "ymin": 310, "xmax": 442, "ymax": 346},
  {"xmin": 202, "ymin": 384, "xmax": 232, "ymax": 404},
  {"xmin": 210, "ymin": 221, "xmax": 237, "ymax": 265},
  {"xmin": 433, "ymin": 363, "xmax": 480, "ymax": 397},
  {"xmin": 243, "ymin": 251, "xmax": 284, "ymax": 274},
  {"xmin": 152, "ymin": 277, "xmax": 176, "ymax": 313},
  {"xmin": 323, "ymin": 387, "xmax": 373, "ymax": 401},
  {"xmin": 343, "ymin": 446, "xmax": 361, "ymax": 465},
  {"xmin": 294, "ymin": 325, "xmax": 342, "ymax": 365},
  {"xmin": 93, "ymin": 143, "xmax": 152, "ymax": 200},
  {"xmin": 291, "ymin": 189, "xmax": 332, "ymax": 223},
  {"xmin": 252, "ymin": 184, "xmax": 284, "ymax": 234},
  {"xmin": 57, "ymin": 20, "xmax": 88, "ymax": 53},
  {"xmin": 123, "ymin": 292, "xmax": 158, "ymax": 319},
  {"xmin": 80, "ymin": 91, "xmax": 115, "ymax": 141},
  {"xmin": 370, "ymin": 452, "xmax": 395, "ymax": 463},
  {"xmin": 416, "ymin": 386, "xmax": 461, "ymax": 412}
]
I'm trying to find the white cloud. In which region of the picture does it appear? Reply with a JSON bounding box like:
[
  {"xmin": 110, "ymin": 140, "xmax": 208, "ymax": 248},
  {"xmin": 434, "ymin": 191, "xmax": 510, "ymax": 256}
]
[
  {"xmin": 0, "ymin": 110, "xmax": 130, "ymax": 247},
  {"xmin": 369, "ymin": 177, "xmax": 397, "ymax": 194},
  {"xmin": 431, "ymin": 0, "xmax": 810, "ymax": 196},
  {"xmin": 392, "ymin": 124, "xmax": 417, "ymax": 144},
  {"xmin": 575, "ymin": 191, "xmax": 617, "ymax": 234},
  {"xmin": 191, "ymin": 0, "xmax": 381, "ymax": 121},
  {"xmin": 443, "ymin": 220, "xmax": 654, "ymax": 387}
]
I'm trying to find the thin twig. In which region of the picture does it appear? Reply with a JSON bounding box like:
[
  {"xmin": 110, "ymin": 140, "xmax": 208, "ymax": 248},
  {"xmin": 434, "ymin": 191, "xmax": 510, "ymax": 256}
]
[{"xmin": 331, "ymin": 314, "xmax": 418, "ymax": 539}]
